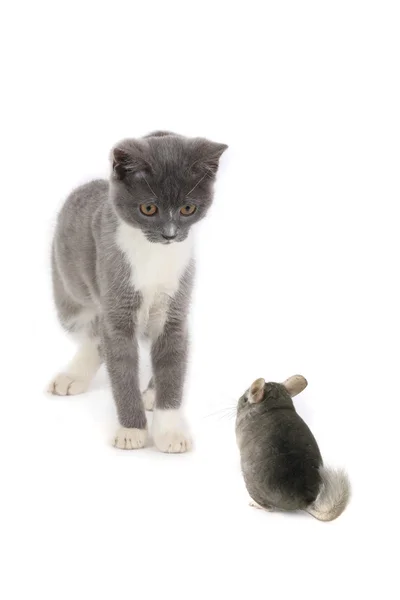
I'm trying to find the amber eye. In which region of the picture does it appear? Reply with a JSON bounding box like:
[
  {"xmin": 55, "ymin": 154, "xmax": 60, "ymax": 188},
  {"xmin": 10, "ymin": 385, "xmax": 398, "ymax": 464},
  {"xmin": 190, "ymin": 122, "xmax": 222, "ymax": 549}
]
[
  {"xmin": 140, "ymin": 204, "xmax": 158, "ymax": 216},
  {"xmin": 180, "ymin": 204, "xmax": 197, "ymax": 216}
]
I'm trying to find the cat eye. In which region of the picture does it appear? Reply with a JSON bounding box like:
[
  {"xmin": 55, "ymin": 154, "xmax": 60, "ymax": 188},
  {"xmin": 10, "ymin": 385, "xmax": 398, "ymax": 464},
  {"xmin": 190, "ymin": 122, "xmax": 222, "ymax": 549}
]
[
  {"xmin": 180, "ymin": 204, "xmax": 197, "ymax": 216},
  {"xmin": 140, "ymin": 204, "xmax": 158, "ymax": 216}
]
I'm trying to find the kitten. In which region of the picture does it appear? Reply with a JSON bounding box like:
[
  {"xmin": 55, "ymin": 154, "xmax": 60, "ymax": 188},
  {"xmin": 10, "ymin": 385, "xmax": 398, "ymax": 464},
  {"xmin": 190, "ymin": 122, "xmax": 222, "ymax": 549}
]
[{"xmin": 49, "ymin": 131, "xmax": 227, "ymax": 452}]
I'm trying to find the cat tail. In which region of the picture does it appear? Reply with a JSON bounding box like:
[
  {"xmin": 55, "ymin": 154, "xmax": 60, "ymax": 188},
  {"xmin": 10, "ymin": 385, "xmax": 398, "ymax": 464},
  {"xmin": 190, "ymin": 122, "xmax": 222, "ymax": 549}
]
[{"xmin": 306, "ymin": 466, "xmax": 351, "ymax": 522}]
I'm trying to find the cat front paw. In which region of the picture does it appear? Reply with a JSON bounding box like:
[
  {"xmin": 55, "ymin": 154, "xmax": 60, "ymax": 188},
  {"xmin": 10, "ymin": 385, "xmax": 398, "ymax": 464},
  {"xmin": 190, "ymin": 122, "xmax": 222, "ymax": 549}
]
[
  {"xmin": 154, "ymin": 429, "xmax": 192, "ymax": 453},
  {"xmin": 152, "ymin": 409, "xmax": 192, "ymax": 453},
  {"xmin": 113, "ymin": 427, "xmax": 148, "ymax": 450}
]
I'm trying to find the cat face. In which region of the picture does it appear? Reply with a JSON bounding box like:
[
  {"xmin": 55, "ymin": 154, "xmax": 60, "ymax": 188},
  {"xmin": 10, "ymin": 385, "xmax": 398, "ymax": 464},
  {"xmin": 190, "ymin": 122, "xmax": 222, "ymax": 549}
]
[{"xmin": 109, "ymin": 132, "xmax": 227, "ymax": 244}]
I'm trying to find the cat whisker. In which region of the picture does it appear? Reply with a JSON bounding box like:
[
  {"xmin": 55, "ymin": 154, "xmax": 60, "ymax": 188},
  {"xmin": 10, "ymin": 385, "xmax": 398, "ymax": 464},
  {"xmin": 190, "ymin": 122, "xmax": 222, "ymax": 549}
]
[
  {"xmin": 143, "ymin": 176, "xmax": 159, "ymax": 199},
  {"xmin": 186, "ymin": 173, "xmax": 208, "ymax": 198}
]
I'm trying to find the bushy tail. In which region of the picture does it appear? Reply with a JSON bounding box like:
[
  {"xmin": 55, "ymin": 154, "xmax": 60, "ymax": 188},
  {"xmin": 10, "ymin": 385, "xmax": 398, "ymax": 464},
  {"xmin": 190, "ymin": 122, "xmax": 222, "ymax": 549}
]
[{"xmin": 307, "ymin": 466, "xmax": 351, "ymax": 522}]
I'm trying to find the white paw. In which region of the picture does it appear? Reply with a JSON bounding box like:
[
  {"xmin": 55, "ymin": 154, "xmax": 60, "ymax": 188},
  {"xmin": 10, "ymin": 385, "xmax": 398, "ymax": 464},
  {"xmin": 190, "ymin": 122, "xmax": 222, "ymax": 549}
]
[
  {"xmin": 113, "ymin": 427, "xmax": 148, "ymax": 450},
  {"xmin": 142, "ymin": 387, "xmax": 156, "ymax": 411},
  {"xmin": 249, "ymin": 500, "xmax": 263, "ymax": 510},
  {"xmin": 249, "ymin": 500, "xmax": 273, "ymax": 511},
  {"xmin": 48, "ymin": 373, "xmax": 89, "ymax": 396},
  {"xmin": 152, "ymin": 409, "xmax": 192, "ymax": 453},
  {"xmin": 154, "ymin": 430, "xmax": 192, "ymax": 453}
]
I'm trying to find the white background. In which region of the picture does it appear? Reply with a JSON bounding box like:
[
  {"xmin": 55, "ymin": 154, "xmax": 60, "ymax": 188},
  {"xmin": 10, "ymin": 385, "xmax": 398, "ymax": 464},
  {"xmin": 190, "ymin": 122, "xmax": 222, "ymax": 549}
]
[{"xmin": 1, "ymin": 1, "xmax": 399, "ymax": 598}]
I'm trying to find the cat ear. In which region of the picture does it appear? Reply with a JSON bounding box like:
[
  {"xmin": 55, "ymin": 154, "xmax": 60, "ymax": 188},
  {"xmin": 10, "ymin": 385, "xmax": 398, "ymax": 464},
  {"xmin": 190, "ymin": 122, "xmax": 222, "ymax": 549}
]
[
  {"xmin": 111, "ymin": 140, "xmax": 150, "ymax": 180},
  {"xmin": 282, "ymin": 375, "xmax": 308, "ymax": 397},
  {"xmin": 248, "ymin": 378, "xmax": 265, "ymax": 403},
  {"xmin": 190, "ymin": 139, "xmax": 228, "ymax": 176}
]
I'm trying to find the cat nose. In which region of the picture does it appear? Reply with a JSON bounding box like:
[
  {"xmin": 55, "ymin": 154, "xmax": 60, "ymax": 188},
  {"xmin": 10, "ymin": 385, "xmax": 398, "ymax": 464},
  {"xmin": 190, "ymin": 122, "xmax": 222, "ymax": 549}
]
[{"xmin": 162, "ymin": 224, "xmax": 177, "ymax": 240}]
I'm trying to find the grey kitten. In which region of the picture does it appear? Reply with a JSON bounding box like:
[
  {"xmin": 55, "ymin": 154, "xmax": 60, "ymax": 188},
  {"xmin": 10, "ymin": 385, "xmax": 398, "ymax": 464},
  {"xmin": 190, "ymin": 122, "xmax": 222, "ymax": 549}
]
[
  {"xmin": 236, "ymin": 376, "xmax": 351, "ymax": 520},
  {"xmin": 49, "ymin": 131, "xmax": 227, "ymax": 452}
]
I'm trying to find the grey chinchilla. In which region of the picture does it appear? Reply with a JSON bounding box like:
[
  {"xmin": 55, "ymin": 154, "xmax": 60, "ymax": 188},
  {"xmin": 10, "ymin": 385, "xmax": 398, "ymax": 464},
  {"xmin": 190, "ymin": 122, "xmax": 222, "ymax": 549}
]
[{"xmin": 236, "ymin": 375, "xmax": 351, "ymax": 521}]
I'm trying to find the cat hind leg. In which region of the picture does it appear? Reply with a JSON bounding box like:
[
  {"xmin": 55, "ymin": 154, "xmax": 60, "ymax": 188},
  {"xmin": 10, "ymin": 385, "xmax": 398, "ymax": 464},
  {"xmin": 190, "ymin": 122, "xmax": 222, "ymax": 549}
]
[{"xmin": 48, "ymin": 311, "xmax": 102, "ymax": 396}]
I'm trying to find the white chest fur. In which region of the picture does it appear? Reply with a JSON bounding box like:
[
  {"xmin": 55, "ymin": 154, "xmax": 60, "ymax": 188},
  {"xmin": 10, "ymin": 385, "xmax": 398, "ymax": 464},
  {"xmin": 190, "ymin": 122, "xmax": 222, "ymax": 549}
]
[{"xmin": 116, "ymin": 222, "xmax": 193, "ymax": 338}]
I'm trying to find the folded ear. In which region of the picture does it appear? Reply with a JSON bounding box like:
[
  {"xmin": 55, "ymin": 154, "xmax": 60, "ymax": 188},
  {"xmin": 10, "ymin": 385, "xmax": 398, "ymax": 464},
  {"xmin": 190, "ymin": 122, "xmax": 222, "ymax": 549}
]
[
  {"xmin": 111, "ymin": 139, "xmax": 150, "ymax": 180},
  {"xmin": 282, "ymin": 375, "xmax": 308, "ymax": 397},
  {"xmin": 190, "ymin": 139, "xmax": 228, "ymax": 176},
  {"xmin": 249, "ymin": 378, "xmax": 265, "ymax": 404}
]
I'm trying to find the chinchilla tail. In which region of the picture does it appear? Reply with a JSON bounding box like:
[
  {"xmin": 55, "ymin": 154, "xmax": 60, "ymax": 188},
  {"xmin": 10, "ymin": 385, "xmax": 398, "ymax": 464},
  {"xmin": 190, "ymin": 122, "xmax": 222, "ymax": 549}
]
[{"xmin": 306, "ymin": 466, "xmax": 351, "ymax": 522}]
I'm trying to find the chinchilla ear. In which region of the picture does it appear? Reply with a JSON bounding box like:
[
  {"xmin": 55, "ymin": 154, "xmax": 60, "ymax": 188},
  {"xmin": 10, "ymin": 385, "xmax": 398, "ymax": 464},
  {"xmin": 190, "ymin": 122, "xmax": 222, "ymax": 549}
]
[
  {"xmin": 282, "ymin": 375, "xmax": 308, "ymax": 397},
  {"xmin": 110, "ymin": 139, "xmax": 151, "ymax": 180},
  {"xmin": 248, "ymin": 378, "xmax": 265, "ymax": 403}
]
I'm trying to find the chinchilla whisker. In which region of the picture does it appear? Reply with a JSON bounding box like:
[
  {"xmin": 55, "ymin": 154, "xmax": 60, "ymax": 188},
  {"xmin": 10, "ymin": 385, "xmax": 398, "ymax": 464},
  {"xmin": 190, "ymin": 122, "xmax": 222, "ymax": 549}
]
[
  {"xmin": 204, "ymin": 405, "xmax": 237, "ymax": 419},
  {"xmin": 217, "ymin": 412, "xmax": 236, "ymax": 422}
]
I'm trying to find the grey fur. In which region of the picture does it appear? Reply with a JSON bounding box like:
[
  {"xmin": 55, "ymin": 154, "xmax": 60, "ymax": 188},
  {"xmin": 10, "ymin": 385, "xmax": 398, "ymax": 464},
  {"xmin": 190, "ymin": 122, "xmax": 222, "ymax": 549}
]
[
  {"xmin": 149, "ymin": 266, "xmax": 193, "ymax": 410},
  {"xmin": 110, "ymin": 131, "xmax": 227, "ymax": 244},
  {"xmin": 236, "ymin": 378, "xmax": 351, "ymax": 520},
  {"xmin": 51, "ymin": 132, "xmax": 227, "ymax": 433}
]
